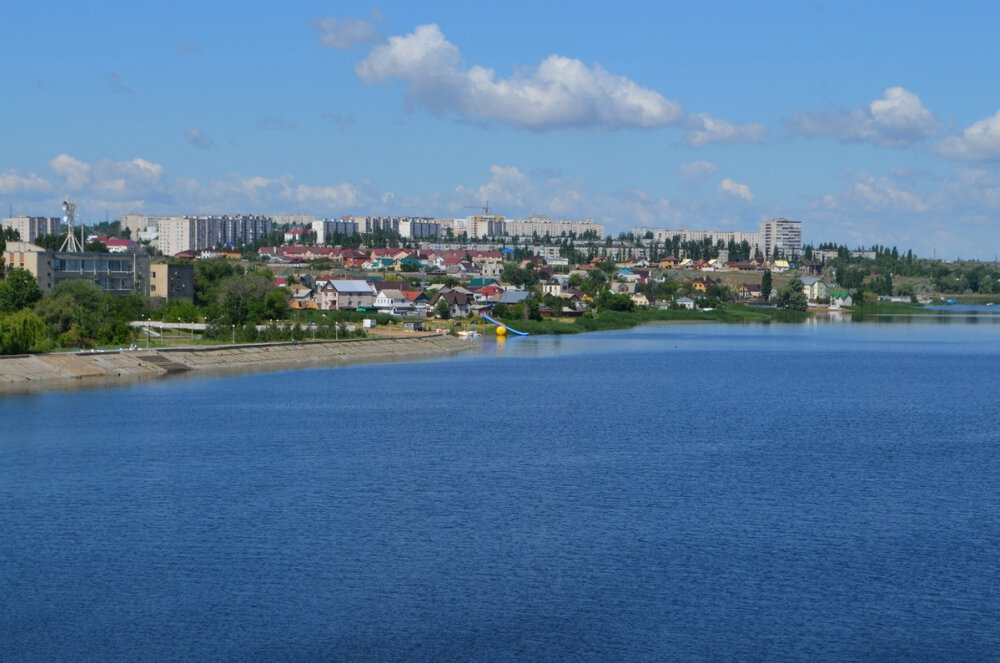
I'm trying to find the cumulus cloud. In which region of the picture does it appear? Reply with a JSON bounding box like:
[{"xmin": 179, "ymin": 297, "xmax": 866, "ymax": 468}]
[
  {"xmin": 106, "ymin": 72, "xmax": 132, "ymax": 94},
  {"xmin": 312, "ymin": 16, "xmax": 380, "ymax": 49},
  {"xmin": 49, "ymin": 154, "xmax": 92, "ymax": 190},
  {"xmin": 355, "ymin": 24, "xmax": 683, "ymax": 131},
  {"xmin": 684, "ymin": 113, "xmax": 768, "ymax": 147},
  {"xmin": 679, "ymin": 160, "xmax": 718, "ymax": 180},
  {"xmin": 935, "ymin": 109, "xmax": 1000, "ymax": 162},
  {"xmin": 185, "ymin": 128, "xmax": 214, "ymax": 149},
  {"xmin": 789, "ymin": 87, "xmax": 938, "ymax": 148},
  {"xmin": 453, "ymin": 165, "xmax": 537, "ymax": 209},
  {"xmin": 47, "ymin": 154, "xmax": 167, "ymax": 202},
  {"xmin": 851, "ymin": 172, "xmax": 929, "ymax": 212},
  {"xmin": 0, "ymin": 170, "xmax": 52, "ymax": 196},
  {"xmin": 717, "ymin": 178, "xmax": 754, "ymax": 202}
]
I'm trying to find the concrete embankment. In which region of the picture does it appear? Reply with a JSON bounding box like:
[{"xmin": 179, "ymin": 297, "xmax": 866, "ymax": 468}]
[{"xmin": 0, "ymin": 334, "xmax": 473, "ymax": 394}]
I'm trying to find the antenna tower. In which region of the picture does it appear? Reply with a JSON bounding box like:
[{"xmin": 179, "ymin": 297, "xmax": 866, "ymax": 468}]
[{"xmin": 60, "ymin": 199, "xmax": 84, "ymax": 252}]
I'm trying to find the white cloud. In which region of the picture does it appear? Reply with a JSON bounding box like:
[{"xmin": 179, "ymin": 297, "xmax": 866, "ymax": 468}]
[
  {"xmin": 312, "ymin": 16, "xmax": 380, "ymax": 50},
  {"xmin": 185, "ymin": 128, "xmax": 214, "ymax": 149},
  {"xmin": 789, "ymin": 87, "xmax": 938, "ymax": 148},
  {"xmin": 935, "ymin": 109, "xmax": 1000, "ymax": 162},
  {"xmin": 49, "ymin": 154, "xmax": 92, "ymax": 190},
  {"xmin": 717, "ymin": 178, "xmax": 754, "ymax": 202},
  {"xmin": 295, "ymin": 183, "xmax": 361, "ymax": 206},
  {"xmin": 851, "ymin": 173, "xmax": 928, "ymax": 212},
  {"xmin": 684, "ymin": 113, "xmax": 768, "ymax": 147},
  {"xmin": 453, "ymin": 165, "xmax": 536, "ymax": 209},
  {"xmin": 0, "ymin": 170, "xmax": 52, "ymax": 195},
  {"xmin": 679, "ymin": 160, "xmax": 718, "ymax": 180},
  {"xmin": 355, "ymin": 24, "xmax": 684, "ymax": 131}
]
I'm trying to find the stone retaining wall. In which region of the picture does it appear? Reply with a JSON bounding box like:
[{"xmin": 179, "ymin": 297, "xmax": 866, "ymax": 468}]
[{"xmin": 0, "ymin": 334, "xmax": 472, "ymax": 393}]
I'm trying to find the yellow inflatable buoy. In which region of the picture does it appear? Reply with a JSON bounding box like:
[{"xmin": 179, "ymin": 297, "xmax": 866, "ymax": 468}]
[{"xmin": 496, "ymin": 326, "xmax": 507, "ymax": 337}]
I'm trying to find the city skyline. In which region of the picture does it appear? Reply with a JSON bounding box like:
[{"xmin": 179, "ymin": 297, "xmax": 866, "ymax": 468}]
[{"xmin": 3, "ymin": 1, "xmax": 1000, "ymax": 259}]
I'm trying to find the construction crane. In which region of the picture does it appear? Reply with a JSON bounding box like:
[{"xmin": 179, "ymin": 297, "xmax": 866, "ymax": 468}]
[{"xmin": 465, "ymin": 201, "xmax": 492, "ymax": 216}]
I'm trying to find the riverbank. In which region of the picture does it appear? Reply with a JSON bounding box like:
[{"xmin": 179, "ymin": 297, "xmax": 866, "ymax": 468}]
[
  {"xmin": 485, "ymin": 304, "xmax": 810, "ymax": 335},
  {"xmin": 0, "ymin": 333, "xmax": 473, "ymax": 395}
]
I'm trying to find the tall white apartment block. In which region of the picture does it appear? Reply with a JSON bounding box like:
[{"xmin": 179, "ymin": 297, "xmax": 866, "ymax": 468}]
[{"xmin": 760, "ymin": 218, "xmax": 802, "ymax": 259}]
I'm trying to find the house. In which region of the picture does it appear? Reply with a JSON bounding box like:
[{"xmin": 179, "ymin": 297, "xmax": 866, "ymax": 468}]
[
  {"xmin": 676, "ymin": 296, "xmax": 696, "ymax": 310},
  {"xmin": 542, "ymin": 282, "xmax": 562, "ymax": 297},
  {"xmin": 288, "ymin": 284, "xmax": 318, "ymax": 310},
  {"xmin": 94, "ymin": 237, "xmax": 140, "ymax": 253},
  {"xmin": 801, "ymin": 277, "xmax": 828, "ymax": 301},
  {"xmin": 630, "ymin": 292, "xmax": 651, "ymax": 307},
  {"xmin": 431, "ymin": 288, "xmax": 474, "ymax": 318},
  {"xmin": 611, "ymin": 281, "xmax": 638, "ymax": 294},
  {"xmin": 283, "ymin": 227, "xmax": 307, "ymax": 243},
  {"xmin": 738, "ymin": 283, "xmax": 763, "ymax": 300},
  {"xmin": 374, "ymin": 289, "xmax": 415, "ymax": 315},
  {"xmin": 659, "ymin": 256, "xmax": 679, "ymax": 269},
  {"xmin": 829, "ymin": 290, "xmax": 853, "ymax": 307},
  {"xmin": 497, "ymin": 289, "xmax": 532, "ymax": 306},
  {"xmin": 318, "ymin": 280, "xmax": 375, "ymax": 310}
]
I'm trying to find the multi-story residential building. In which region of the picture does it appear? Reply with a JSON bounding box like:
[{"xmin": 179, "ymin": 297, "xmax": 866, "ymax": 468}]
[
  {"xmin": 312, "ymin": 219, "xmax": 359, "ymax": 244},
  {"xmin": 271, "ymin": 214, "xmax": 316, "ymax": 226},
  {"xmin": 1, "ymin": 216, "xmax": 62, "ymax": 243},
  {"xmin": 760, "ymin": 217, "xmax": 802, "ymax": 259},
  {"xmin": 157, "ymin": 215, "xmax": 273, "ymax": 257},
  {"xmin": 505, "ymin": 216, "xmax": 604, "ymax": 239},
  {"xmin": 120, "ymin": 214, "xmax": 186, "ymax": 239},
  {"xmin": 469, "ymin": 214, "xmax": 505, "ymax": 239},
  {"xmin": 398, "ymin": 218, "xmax": 441, "ymax": 240},
  {"xmin": 3, "ymin": 241, "xmax": 150, "ymax": 295},
  {"xmin": 631, "ymin": 226, "xmax": 765, "ymax": 257},
  {"xmin": 149, "ymin": 262, "xmax": 195, "ymax": 302}
]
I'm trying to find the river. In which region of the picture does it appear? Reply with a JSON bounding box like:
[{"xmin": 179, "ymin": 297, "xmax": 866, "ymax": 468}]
[{"xmin": 2, "ymin": 316, "xmax": 999, "ymax": 661}]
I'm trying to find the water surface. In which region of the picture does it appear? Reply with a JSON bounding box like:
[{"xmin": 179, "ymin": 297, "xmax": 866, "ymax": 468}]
[{"xmin": 2, "ymin": 320, "xmax": 999, "ymax": 661}]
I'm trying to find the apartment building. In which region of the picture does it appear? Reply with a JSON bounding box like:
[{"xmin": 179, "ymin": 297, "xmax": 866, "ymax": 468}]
[{"xmin": 1, "ymin": 216, "xmax": 61, "ymax": 243}]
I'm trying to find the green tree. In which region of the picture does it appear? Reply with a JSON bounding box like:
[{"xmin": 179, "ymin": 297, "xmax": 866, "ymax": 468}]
[
  {"xmin": 0, "ymin": 227, "xmax": 21, "ymax": 254},
  {"xmin": 777, "ymin": 277, "xmax": 808, "ymax": 311},
  {"xmin": 0, "ymin": 309, "xmax": 48, "ymax": 354},
  {"xmin": 435, "ymin": 298, "xmax": 451, "ymax": 319},
  {"xmin": 761, "ymin": 269, "xmax": 773, "ymax": 302},
  {"xmin": 0, "ymin": 268, "xmax": 43, "ymax": 313}
]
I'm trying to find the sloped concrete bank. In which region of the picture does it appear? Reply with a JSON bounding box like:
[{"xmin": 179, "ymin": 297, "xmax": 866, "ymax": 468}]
[{"xmin": 0, "ymin": 334, "xmax": 473, "ymax": 394}]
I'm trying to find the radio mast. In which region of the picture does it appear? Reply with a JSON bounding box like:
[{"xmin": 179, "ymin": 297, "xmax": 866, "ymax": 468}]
[{"xmin": 59, "ymin": 199, "xmax": 84, "ymax": 252}]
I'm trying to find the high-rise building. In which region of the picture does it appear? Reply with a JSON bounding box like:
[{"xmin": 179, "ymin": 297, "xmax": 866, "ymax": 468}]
[
  {"xmin": 760, "ymin": 218, "xmax": 802, "ymax": 259},
  {"xmin": 1, "ymin": 216, "xmax": 62, "ymax": 243},
  {"xmin": 157, "ymin": 215, "xmax": 273, "ymax": 256},
  {"xmin": 312, "ymin": 219, "xmax": 359, "ymax": 244}
]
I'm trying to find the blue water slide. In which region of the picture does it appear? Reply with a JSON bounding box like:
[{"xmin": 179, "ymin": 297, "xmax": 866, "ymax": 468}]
[{"xmin": 480, "ymin": 314, "xmax": 529, "ymax": 336}]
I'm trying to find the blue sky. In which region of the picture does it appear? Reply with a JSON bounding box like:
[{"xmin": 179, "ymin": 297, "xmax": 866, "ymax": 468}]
[{"xmin": 3, "ymin": 1, "xmax": 1000, "ymax": 258}]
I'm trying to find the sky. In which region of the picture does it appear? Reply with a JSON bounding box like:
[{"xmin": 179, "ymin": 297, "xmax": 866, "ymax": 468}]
[{"xmin": 3, "ymin": 1, "xmax": 1000, "ymax": 259}]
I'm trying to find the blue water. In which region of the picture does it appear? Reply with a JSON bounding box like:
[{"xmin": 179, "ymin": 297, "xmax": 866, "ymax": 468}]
[{"xmin": 2, "ymin": 320, "xmax": 1000, "ymax": 661}]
